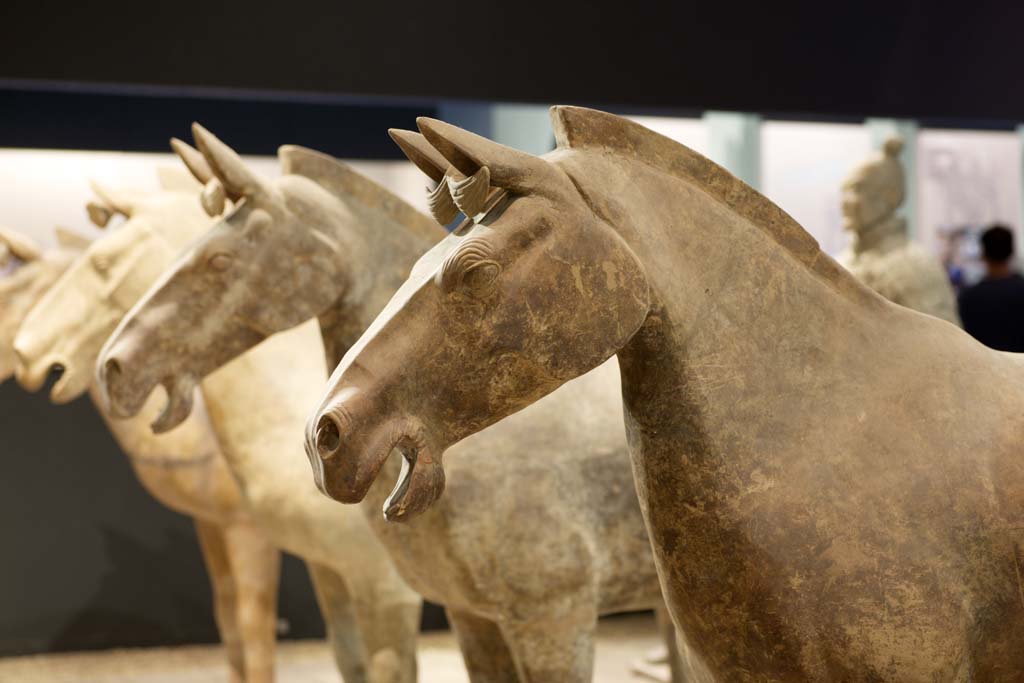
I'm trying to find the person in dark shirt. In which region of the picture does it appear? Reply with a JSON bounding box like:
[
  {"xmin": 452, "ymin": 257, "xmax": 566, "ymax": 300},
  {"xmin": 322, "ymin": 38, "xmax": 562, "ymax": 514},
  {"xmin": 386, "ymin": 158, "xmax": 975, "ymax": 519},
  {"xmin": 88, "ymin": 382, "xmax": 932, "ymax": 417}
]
[{"xmin": 957, "ymin": 224, "xmax": 1024, "ymax": 351}]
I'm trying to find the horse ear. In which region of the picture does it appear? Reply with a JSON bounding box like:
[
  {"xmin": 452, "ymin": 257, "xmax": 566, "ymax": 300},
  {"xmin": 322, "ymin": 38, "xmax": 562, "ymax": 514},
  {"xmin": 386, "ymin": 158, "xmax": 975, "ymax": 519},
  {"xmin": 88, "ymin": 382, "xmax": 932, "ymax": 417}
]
[
  {"xmin": 388, "ymin": 129, "xmax": 449, "ymax": 183},
  {"xmin": 86, "ymin": 201, "xmax": 114, "ymax": 228},
  {"xmin": 54, "ymin": 227, "xmax": 92, "ymax": 251},
  {"xmin": 171, "ymin": 137, "xmax": 215, "ymax": 185},
  {"xmin": 89, "ymin": 181, "xmax": 141, "ymax": 218},
  {"xmin": 156, "ymin": 165, "xmax": 202, "ymax": 192},
  {"xmin": 0, "ymin": 228, "xmax": 42, "ymax": 262},
  {"xmin": 191, "ymin": 123, "xmax": 267, "ymax": 201},
  {"xmin": 415, "ymin": 117, "xmax": 559, "ymax": 195}
]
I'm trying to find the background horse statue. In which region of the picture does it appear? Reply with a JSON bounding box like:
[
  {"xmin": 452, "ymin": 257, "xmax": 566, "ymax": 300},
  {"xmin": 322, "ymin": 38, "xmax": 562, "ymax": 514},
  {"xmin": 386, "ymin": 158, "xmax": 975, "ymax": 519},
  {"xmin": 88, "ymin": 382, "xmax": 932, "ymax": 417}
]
[
  {"xmin": 8, "ymin": 191, "xmax": 281, "ymax": 683},
  {"xmin": 0, "ymin": 228, "xmax": 77, "ymax": 381},
  {"xmin": 96, "ymin": 125, "xmax": 706, "ymax": 682},
  {"xmin": 301, "ymin": 108, "xmax": 1024, "ymax": 680},
  {"xmin": 15, "ymin": 173, "xmax": 420, "ymax": 683}
]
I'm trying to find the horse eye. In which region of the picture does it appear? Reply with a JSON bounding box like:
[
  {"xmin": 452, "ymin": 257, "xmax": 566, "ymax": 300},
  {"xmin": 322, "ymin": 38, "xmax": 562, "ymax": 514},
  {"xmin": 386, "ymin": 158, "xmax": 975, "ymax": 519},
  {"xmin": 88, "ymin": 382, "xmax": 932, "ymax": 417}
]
[
  {"xmin": 92, "ymin": 254, "xmax": 111, "ymax": 273},
  {"xmin": 246, "ymin": 208, "xmax": 272, "ymax": 232},
  {"xmin": 208, "ymin": 252, "xmax": 233, "ymax": 272},
  {"xmin": 461, "ymin": 261, "xmax": 500, "ymax": 297}
]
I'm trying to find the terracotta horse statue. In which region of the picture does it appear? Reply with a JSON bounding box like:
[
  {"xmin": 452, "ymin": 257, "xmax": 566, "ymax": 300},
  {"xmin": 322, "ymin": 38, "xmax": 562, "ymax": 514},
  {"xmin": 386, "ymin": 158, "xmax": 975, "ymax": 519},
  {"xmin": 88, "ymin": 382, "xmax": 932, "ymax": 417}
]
[
  {"xmin": 7, "ymin": 196, "xmax": 282, "ymax": 683},
  {"xmin": 15, "ymin": 176, "xmax": 420, "ymax": 683},
  {"xmin": 1, "ymin": 228, "xmax": 79, "ymax": 381},
  {"xmin": 296, "ymin": 107, "xmax": 1024, "ymax": 681},
  {"xmin": 96, "ymin": 125, "xmax": 705, "ymax": 682}
]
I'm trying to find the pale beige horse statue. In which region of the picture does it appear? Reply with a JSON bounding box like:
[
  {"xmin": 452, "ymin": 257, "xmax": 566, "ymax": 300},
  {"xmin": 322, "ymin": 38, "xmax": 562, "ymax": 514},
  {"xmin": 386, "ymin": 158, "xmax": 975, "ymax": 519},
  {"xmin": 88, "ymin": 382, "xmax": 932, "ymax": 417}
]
[
  {"xmin": 1, "ymin": 227, "xmax": 78, "ymax": 380},
  {"xmin": 8, "ymin": 199, "xmax": 281, "ymax": 683},
  {"xmin": 16, "ymin": 175, "xmax": 420, "ymax": 682},
  {"xmin": 96, "ymin": 126, "xmax": 707, "ymax": 682},
  {"xmin": 298, "ymin": 108, "xmax": 1024, "ymax": 681}
]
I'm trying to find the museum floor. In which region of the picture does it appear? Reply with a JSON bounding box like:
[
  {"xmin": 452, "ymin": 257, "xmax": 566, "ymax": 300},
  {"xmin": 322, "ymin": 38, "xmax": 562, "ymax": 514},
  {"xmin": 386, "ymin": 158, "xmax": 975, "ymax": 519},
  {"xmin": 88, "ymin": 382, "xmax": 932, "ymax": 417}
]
[{"xmin": 0, "ymin": 613, "xmax": 665, "ymax": 682}]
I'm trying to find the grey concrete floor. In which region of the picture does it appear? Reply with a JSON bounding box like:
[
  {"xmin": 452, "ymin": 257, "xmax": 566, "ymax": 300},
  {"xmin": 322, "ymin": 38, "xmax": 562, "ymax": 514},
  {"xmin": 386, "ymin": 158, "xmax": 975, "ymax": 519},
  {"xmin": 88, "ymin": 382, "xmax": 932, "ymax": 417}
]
[{"xmin": 0, "ymin": 613, "xmax": 667, "ymax": 682}]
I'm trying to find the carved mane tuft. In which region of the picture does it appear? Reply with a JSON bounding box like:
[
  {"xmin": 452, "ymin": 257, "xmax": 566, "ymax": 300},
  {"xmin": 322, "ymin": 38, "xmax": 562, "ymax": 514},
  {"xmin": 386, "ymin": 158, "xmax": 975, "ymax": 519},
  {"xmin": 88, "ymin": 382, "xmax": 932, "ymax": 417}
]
[
  {"xmin": 550, "ymin": 106, "xmax": 824, "ymax": 269},
  {"xmin": 278, "ymin": 145, "xmax": 442, "ymax": 241}
]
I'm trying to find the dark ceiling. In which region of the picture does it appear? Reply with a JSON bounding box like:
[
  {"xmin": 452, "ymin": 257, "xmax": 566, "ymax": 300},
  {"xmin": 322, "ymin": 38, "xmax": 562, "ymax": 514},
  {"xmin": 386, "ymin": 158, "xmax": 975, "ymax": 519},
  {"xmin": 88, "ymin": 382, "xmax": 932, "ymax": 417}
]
[{"xmin": 1, "ymin": 1, "xmax": 1020, "ymax": 122}]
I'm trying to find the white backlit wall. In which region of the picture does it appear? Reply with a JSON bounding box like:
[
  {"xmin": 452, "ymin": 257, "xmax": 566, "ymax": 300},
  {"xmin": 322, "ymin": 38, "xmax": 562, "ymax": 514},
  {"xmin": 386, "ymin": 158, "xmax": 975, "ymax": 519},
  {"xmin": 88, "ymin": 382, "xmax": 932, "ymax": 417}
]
[
  {"xmin": 761, "ymin": 122, "xmax": 872, "ymax": 257},
  {"xmin": 4, "ymin": 125, "xmax": 1022, "ymax": 264},
  {"xmin": 916, "ymin": 129, "xmax": 1022, "ymax": 254},
  {"xmin": 0, "ymin": 149, "xmax": 430, "ymax": 248}
]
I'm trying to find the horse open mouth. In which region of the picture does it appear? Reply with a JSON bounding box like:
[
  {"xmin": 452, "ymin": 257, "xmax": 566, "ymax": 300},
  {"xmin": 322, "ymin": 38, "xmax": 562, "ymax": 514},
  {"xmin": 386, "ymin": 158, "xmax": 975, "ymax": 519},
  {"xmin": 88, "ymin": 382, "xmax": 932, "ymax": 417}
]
[
  {"xmin": 308, "ymin": 406, "xmax": 446, "ymax": 518},
  {"xmin": 151, "ymin": 374, "xmax": 196, "ymax": 433},
  {"xmin": 382, "ymin": 441, "xmax": 445, "ymax": 523},
  {"xmin": 49, "ymin": 364, "xmax": 91, "ymax": 405}
]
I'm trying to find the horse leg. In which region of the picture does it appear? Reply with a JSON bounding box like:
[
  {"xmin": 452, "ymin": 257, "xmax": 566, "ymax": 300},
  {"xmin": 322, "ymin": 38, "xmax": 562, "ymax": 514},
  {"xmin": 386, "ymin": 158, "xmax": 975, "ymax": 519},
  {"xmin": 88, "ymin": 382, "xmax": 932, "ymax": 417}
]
[
  {"xmin": 499, "ymin": 608, "xmax": 597, "ymax": 683},
  {"xmin": 656, "ymin": 604, "xmax": 689, "ymax": 683},
  {"xmin": 307, "ymin": 563, "xmax": 369, "ymax": 683},
  {"xmin": 655, "ymin": 604, "xmax": 717, "ymax": 683},
  {"xmin": 195, "ymin": 519, "xmax": 244, "ymax": 683},
  {"xmin": 445, "ymin": 608, "xmax": 518, "ymax": 683},
  {"xmin": 223, "ymin": 520, "xmax": 280, "ymax": 683},
  {"xmin": 341, "ymin": 569, "xmax": 422, "ymax": 683}
]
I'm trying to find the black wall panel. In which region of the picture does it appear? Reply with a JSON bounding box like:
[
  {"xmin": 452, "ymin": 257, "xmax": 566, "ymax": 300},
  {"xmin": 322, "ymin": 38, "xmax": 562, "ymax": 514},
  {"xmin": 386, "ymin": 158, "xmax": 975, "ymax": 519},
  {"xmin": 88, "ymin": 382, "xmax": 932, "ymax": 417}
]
[{"xmin": 1, "ymin": 1, "xmax": 1021, "ymax": 121}]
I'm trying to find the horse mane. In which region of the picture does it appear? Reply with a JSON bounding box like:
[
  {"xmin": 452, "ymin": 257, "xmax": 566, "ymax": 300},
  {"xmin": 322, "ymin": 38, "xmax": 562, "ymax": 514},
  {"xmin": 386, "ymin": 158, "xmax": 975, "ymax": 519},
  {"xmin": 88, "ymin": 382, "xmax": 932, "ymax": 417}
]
[
  {"xmin": 550, "ymin": 106, "xmax": 859, "ymax": 289},
  {"xmin": 278, "ymin": 145, "xmax": 442, "ymax": 242}
]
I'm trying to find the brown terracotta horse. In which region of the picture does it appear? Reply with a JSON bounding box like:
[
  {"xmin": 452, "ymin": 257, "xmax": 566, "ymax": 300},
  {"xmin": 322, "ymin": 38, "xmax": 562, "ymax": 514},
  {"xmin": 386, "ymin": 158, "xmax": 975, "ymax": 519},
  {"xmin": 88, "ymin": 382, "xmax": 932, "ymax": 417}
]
[
  {"xmin": 4, "ymin": 219, "xmax": 280, "ymax": 683},
  {"xmin": 301, "ymin": 108, "xmax": 1024, "ymax": 681},
  {"xmin": 96, "ymin": 126, "xmax": 705, "ymax": 682}
]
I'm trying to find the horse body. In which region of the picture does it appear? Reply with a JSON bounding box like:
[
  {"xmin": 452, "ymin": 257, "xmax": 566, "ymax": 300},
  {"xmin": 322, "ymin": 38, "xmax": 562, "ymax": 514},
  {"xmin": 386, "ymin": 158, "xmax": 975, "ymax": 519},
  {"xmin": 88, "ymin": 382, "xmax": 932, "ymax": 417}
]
[
  {"xmin": 356, "ymin": 359, "xmax": 682, "ymax": 682},
  {"xmin": 87, "ymin": 384, "xmax": 246, "ymax": 519},
  {"xmin": 556, "ymin": 130, "xmax": 1024, "ymax": 679}
]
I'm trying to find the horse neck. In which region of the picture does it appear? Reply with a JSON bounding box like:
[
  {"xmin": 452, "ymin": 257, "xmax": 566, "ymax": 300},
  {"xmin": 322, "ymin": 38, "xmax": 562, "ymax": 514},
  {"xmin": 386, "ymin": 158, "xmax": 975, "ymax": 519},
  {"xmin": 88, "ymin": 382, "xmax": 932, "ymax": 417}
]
[
  {"xmin": 317, "ymin": 199, "xmax": 443, "ymax": 367},
  {"xmin": 569, "ymin": 154, "xmax": 887, "ymax": 453},
  {"xmin": 87, "ymin": 383, "xmax": 218, "ymax": 464},
  {"xmin": 196, "ymin": 318, "xmax": 328, "ymax": 495}
]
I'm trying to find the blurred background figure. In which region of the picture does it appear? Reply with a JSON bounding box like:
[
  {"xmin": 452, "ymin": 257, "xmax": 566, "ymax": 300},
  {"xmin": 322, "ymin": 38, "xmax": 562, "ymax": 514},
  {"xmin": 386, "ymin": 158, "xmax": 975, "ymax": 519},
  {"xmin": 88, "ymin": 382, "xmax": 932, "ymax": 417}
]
[
  {"xmin": 837, "ymin": 138, "xmax": 960, "ymax": 325},
  {"xmin": 957, "ymin": 224, "xmax": 1024, "ymax": 351}
]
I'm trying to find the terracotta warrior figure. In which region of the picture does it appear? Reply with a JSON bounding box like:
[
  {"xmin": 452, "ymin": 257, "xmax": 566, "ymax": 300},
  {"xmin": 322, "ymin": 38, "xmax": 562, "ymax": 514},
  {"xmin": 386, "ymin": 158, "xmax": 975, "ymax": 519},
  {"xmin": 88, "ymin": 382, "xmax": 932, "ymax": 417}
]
[
  {"xmin": 291, "ymin": 108, "xmax": 1024, "ymax": 680},
  {"xmin": 837, "ymin": 137, "xmax": 959, "ymax": 324},
  {"xmin": 14, "ymin": 177, "xmax": 420, "ymax": 683},
  {"xmin": 96, "ymin": 125, "xmax": 707, "ymax": 682},
  {"xmin": 3, "ymin": 221, "xmax": 279, "ymax": 683}
]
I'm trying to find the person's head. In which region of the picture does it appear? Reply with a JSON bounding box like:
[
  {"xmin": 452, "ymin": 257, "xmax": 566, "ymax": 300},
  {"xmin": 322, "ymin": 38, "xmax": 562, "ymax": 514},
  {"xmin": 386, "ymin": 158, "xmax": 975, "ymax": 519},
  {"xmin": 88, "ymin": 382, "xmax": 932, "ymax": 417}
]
[
  {"xmin": 841, "ymin": 137, "xmax": 905, "ymax": 235},
  {"xmin": 980, "ymin": 224, "xmax": 1014, "ymax": 266}
]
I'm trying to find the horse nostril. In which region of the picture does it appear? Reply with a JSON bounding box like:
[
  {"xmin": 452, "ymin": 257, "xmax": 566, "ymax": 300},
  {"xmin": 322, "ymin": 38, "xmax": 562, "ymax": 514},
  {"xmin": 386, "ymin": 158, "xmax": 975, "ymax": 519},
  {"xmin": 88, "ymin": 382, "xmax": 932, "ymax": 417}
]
[
  {"xmin": 316, "ymin": 415, "xmax": 341, "ymax": 458},
  {"xmin": 104, "ymin": 357, "xmax": 122, "ymax": 385}
]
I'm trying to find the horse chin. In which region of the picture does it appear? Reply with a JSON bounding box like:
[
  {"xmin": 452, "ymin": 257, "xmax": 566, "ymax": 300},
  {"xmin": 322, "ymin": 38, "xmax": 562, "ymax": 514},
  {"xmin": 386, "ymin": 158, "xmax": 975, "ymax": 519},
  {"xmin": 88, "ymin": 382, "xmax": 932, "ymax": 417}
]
[
  {"xmin": 0, "ymin": 361, "xmax": 14, "ymax": 386},
  {"xmin": 383, "ymin": 444, "xmax": 446, "ymax": 523},
  {"xmin": 151, "ymin": 375, "xmax": 197, "ymax": 434}
]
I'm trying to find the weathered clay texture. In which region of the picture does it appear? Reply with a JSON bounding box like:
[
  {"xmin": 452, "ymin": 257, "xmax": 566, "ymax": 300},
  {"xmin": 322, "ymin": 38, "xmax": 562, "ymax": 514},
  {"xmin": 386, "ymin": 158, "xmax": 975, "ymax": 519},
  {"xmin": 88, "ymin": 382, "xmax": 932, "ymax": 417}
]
[
  {"xmin": 301, "ymin": 108, "xmax": 1024, "ymax": 680},
  {"xmin": 96, "ymin": 126, "xmax": 705, "ymax": 682},
  {"xmin": 837, "ymin": 138, "xmax": 960, "ymax": 325},
  {"xmin": 5, "ymin": 215, "xmax": 281, "ymax": 683},
  {"xmin": 14, "ymin": 175, "xmax": 419, "ymax": 683}
]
